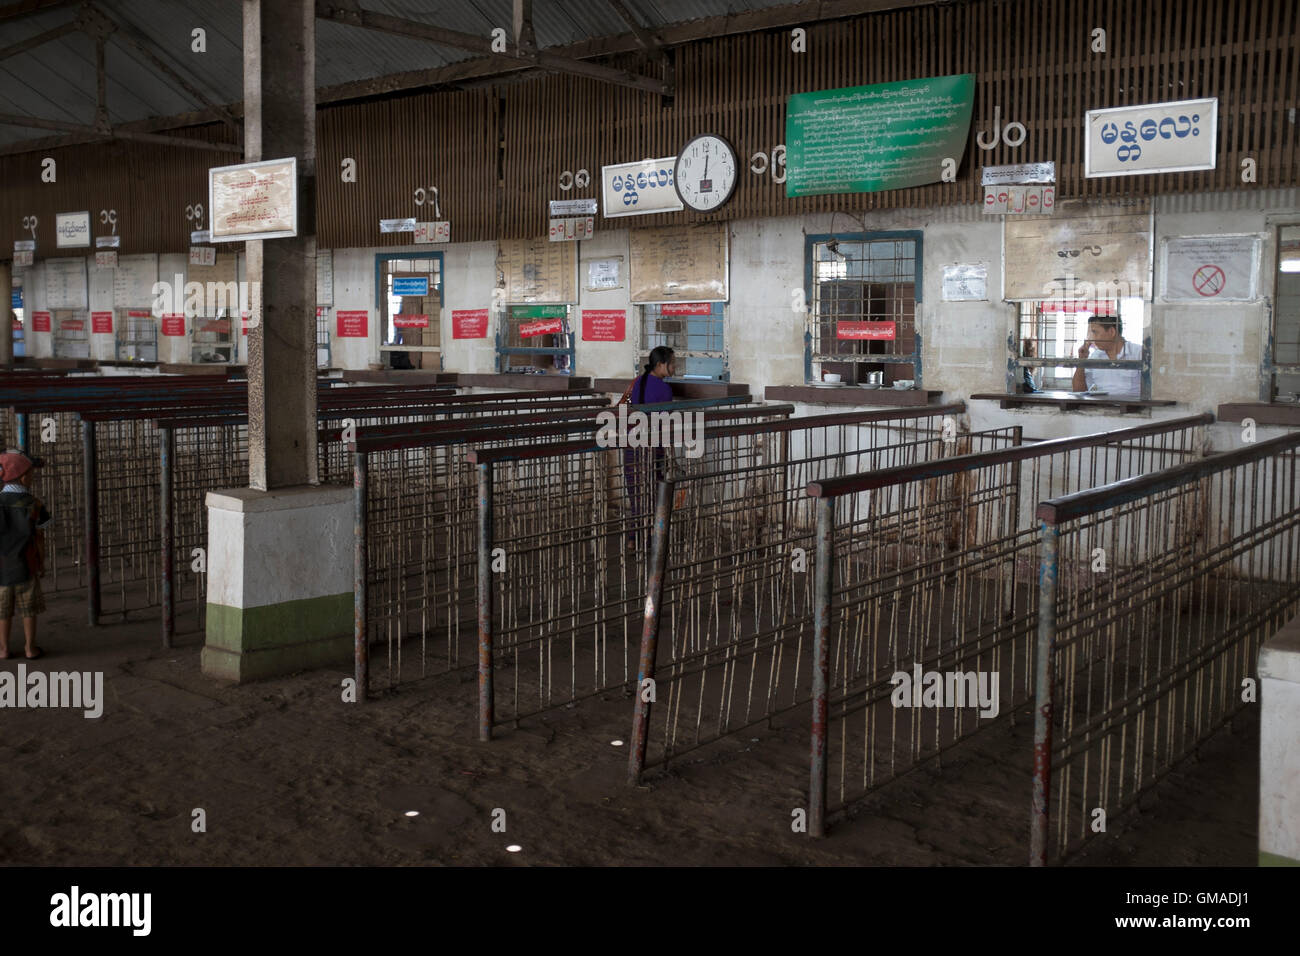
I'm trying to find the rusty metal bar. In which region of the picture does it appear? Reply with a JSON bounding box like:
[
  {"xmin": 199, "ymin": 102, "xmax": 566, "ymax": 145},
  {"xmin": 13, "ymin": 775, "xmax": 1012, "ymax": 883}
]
[
  {"xmin": 629, "ymin": 475, "xmax": 674, "ymax": 786},
  {"xmin": 477, "ymin": 460, "xmax": 494, "ymax": 742},
  {"xmin": 160, "ymin": 424, "xmax": 174, "ymax": 648},
  {"xmin": 1037, "ymin": 428, "xmax": 1300, "ymax": 524},
  {"xmin": 354, "ymin": 450, "xmax": 368, "ymax": 704},
  {"xmin": 82, "ymin": 418, "xmax": 99, "ymax": 626},
  {"xmin": 809, "ymin": 414, "xmax": 1216, "ymax": 498},
  {"xmin": 809, "ymin": 495, "xmax": 833, "ymax": 838},
  {"xmin": 1030, "ymin": 519, "xmax": 1058, "ymax": 867}
]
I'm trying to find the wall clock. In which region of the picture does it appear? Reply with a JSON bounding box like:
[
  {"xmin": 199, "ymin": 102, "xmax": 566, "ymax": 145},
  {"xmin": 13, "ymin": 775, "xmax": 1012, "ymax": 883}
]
[{"xmin": 674, "ymin": 134, "xmax": 738, "ymax": 212}]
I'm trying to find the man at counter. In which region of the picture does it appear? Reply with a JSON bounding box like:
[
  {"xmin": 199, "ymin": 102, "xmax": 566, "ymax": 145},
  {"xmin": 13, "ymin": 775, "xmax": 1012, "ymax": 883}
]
[{"xmin": 1071, "ymin": 316, "xmax": 1142, "ymax": 396}]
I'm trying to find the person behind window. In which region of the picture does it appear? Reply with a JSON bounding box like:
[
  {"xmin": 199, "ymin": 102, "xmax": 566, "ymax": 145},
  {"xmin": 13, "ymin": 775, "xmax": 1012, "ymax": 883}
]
[
  {"xmin": 621, "ymin": 346, "xmax": 675, "ymax": 550},
  {"xmin": 1020, "ymin": 337, "xmax": 1040, "ymax": 393},
  {"xmin": 1072, "ymin": 316, "xmax": 1141, "ymax": 396}
]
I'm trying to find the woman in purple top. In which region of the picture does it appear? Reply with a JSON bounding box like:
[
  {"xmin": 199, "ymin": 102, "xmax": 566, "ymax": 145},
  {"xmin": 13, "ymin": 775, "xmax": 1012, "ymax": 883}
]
[{"xmin": 624, "ymin": 346, "xmax": 676, "ymax": 549}]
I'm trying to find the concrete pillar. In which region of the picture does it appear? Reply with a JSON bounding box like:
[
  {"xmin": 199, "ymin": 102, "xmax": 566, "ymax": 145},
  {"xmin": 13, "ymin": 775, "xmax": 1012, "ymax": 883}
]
[
  {"xmin": 242, "ymin": 0, "xmax": 317, "ymax": 490},
  {"xmin": 1259, "ymin": 620, "xmax": 1300, "ymax": 865},
  {"xmin": 0, "ymin": 262, "xmax": 11, "ymax": 366},
  {"xmin": 203, "ymin": 1, "xmax": 345, "ymax": 683}
]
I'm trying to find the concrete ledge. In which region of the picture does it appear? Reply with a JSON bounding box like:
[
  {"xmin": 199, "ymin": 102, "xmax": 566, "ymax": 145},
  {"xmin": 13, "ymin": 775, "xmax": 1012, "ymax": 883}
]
[
  {"xmin": 341, "ymin": 369, "xmax": 455, "ymax": 385},
  {"xmin": 206, "ymin": 483, "xmax": 352, "ymax": 514},
  {"xmin": 1217, "ymin": 402, "xmax": 1300, "ymax": 426},
  {"xmin": 456, "ymin": 373, "xmax": 591, "ymax": 391},
  {"xmin": 766, "ymin": 385, "xmax": 945, "ymax": 406},
  {"xmin": 594, "ymin": 378, "xmax": 750, "ymax": 399}
]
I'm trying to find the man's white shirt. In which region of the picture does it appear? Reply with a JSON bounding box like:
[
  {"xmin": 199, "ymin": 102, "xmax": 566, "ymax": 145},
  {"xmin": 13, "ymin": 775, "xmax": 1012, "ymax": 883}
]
[{"xmin": 1084, "ymin": 339, "xmax": 1142, "ymax": 396}]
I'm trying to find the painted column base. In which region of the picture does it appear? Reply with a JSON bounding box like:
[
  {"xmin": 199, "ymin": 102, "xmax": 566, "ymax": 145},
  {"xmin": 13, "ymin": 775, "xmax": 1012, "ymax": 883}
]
[
  {"xmin": 1259, "ymin": 618, "xmax": 1300, "ymax": 865},
  {"xmin": 201, "ymin": 594, "xmax": 353, "ymax": 682},
  {"xmin": 202, "ymin": 485, "xmax": 353, "ymax": 684}
]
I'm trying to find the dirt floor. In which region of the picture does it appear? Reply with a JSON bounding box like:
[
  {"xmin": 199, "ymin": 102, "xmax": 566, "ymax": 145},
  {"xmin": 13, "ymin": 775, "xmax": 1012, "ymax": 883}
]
[{"xmin": 0, "ymin": 584, "xmax": 1259, "ymax": 867}]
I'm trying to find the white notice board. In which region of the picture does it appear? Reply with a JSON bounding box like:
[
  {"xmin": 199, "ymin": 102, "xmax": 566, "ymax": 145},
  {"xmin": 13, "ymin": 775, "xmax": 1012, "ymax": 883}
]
[
  {"xmin": 44, "ymin": 257, "xmax": 88, "ymax": 310},
  {"xmin": 1161, "ymin": 235, "xmax": 1260, "ymax": 302},
  {"xmin": 113, "ymin": 254, "xmax": 159, "ymax": 308}
]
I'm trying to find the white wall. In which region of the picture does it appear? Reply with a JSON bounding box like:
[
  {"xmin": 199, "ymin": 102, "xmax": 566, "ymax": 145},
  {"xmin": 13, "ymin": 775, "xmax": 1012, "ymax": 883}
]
[{"xmin": 14, "ymin": 187, "xmax": 1298, "ymax": 444}]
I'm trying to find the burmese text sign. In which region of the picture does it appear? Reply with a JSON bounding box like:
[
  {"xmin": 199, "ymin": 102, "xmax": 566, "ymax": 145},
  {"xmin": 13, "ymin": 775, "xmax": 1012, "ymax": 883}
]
[{"xmin": 785, "ymin": 74, "xmax": 975, "ymax": 197}]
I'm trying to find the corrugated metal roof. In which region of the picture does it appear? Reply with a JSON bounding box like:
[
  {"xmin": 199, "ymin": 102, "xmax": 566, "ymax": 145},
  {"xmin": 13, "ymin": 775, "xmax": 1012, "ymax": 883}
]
[{"xmin": 0, "ymin": 0, "xmax": 813, "ymax": 148}]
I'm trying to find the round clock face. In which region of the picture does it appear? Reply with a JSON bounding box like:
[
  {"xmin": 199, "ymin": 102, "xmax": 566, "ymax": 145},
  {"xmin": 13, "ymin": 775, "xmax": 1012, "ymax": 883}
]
[{"xmin": 674, "ymin": 134, "xmax": 738, "ymax": 212}]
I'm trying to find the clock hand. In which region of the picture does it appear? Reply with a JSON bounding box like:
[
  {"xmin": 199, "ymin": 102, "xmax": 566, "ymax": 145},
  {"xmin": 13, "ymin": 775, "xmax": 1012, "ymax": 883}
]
[{"xmin": 703, "ymin": 153, "xmax": 710, "ymax": 179}]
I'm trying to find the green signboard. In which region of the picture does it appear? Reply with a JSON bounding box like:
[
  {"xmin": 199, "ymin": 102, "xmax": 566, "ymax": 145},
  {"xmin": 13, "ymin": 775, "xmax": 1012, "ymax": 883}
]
[
  {"xmin": 785, "ymin": 74, "xmax": 975, "ymax": 198},
  {"xmin": 510, "ymin": 305, "xmax": 568, "ymax": 319}
]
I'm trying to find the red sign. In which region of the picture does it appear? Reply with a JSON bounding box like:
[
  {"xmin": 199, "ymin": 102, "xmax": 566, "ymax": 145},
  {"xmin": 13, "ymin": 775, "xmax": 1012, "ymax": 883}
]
[
  {"xmin": 91, "ymin": 311, "xmax": 113, "ymax": 333},
  {"xmin": 161, "ymin": 314, "xmax": 186, "ymax": 336},
  {"xmin": 1038, "ymin": 300, "xmax": 1116, "ymax": 315},
  {"xmin": 452, "ymin": 309, "xmax": 489, "ymax": 339},
  {"xmin": 393, "ymin": 314, "xmax": 429, "ymax": 329},
  {"xmin": 31, "ymin": 311, "xmax": 51, "ymax": 332},
  {"xmin": 197, "ymin": 318, "xmax": 231, "ymax": 335},
  {"xmin": 128, "ymin": 310, "xmax": 151, "ymax": 318},
  {"xmin": 336, "ymin": 310, "xmax": 368, "ymax": 337},
  {"xmin": 582, "ymin": 309, "xmax": 626, "ymax": 342},
  {"xmin": 519, "ymin": 318, "xmax": 563, "ymax": 338},
  {"xmin": 837, "ymin": 321, "xmax": 896, "ymax": 340},
  {"xmin": 60, "ymin": 318, "xmax": 86, "ymax": 332},
  {"xmin": 661, "ymin": 302, "xmax": 713, "ymax": 315}
]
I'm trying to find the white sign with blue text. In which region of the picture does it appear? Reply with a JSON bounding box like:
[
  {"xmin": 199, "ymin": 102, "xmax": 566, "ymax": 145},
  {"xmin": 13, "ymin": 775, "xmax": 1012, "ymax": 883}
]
[
  {"xmin": 601, "ymin": 158, "xmax": 684, "ymax": 218},
  {"xmin": 392, "ymin": 276, "xmax": 429, "ymax": 297},
  {"xmin": 1085, "ymin": 98, "xmax": 1217, "ymax": 178}
]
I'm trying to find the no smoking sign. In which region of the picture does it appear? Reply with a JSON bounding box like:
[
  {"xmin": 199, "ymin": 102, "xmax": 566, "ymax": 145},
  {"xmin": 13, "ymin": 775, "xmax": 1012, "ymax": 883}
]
[
  {"xmin": 1192, "ymin": 263, "xmax": 1226, "ymax": 296},
  {"xmin": 1163, "ymin": 236, "xmax": 1259, "ymax": 302}
]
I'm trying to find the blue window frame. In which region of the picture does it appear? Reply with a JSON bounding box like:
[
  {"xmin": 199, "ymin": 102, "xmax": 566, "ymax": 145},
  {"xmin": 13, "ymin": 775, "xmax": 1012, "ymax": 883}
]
[{"xmin": 803, "ymin": 231, "xmax": 923, "ymax": 385}]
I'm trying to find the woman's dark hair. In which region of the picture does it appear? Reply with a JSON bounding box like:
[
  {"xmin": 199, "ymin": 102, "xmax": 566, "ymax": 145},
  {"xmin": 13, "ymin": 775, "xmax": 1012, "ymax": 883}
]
[
  {"xmin": 1089, "ymin": 315, "xmax": 1121, "ymax": 331},
  {"xmin": 645, "ymin": 346, "xmax": 674, "ymax": 375}
]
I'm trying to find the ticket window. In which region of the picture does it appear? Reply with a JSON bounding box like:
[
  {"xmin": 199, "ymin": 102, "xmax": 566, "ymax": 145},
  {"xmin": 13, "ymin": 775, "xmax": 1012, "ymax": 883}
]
[
  {"xmin": 380, "ymin": 259, "xmax": 442, "ymax": 370},
  {"xmin": 500, "ymin": 306, "xmax": 572, "ymax": 374},
  {"xmin": 52, "ymin": 310, "xmax": 90, "ymax": 359},
  {"xmin": 191, "ymin": 316, "xmax": 236, "ymax": 364},
  {"xmin": 116, "ymin": 308, "xmax": 158, "ymax": 362}
]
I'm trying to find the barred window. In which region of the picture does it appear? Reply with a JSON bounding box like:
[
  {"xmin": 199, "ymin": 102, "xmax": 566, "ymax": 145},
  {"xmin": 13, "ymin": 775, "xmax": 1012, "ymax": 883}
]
[
  {"xmin": 378, "ymin": 255, "xmax": 442, "ymax": 370},
  {"xmin": 191, "ymin": 315, "xmax": 236, "ymax": 364},
  {"xmin": 640, "ymin": 302, "xmax": 726, "ymax": 381},
  {"xmin": 52, "ymin": 310, "xmax": 90, "ymax": 359},
  {"xmin": 499, "ymin": 305, "xmax": 573, "ymax": 374},
  {"xmin": 116, "ymin": 308, "xmax": 157, "ymax": 362},
  {"xmin": 807, "ymin": 233, "xmax": 920, "ymax": 384},
  {"xmin": 1014, "ymin": 298, "xmax": 1147, "ymax": 396}
]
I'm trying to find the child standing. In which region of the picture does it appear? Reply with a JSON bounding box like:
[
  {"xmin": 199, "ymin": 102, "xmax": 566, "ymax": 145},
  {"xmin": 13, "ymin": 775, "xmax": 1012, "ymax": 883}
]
[{"xmin": 0, "ymin": 450, "xmax": 50, "ymax": 659}]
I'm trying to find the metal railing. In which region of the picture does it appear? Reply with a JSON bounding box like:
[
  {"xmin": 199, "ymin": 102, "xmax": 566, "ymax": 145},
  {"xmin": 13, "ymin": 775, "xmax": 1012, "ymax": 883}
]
[
  {"xmin": 351, "ymin": 396, "xmax": 776, "ymax": 702},
  {"xmin": 627, "ymin": 406, "xmax": 1021, "ymax": 783},
  {"xmin": 1030, "ymin": 429, "xmax": 1300, "ymax": 864}
]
